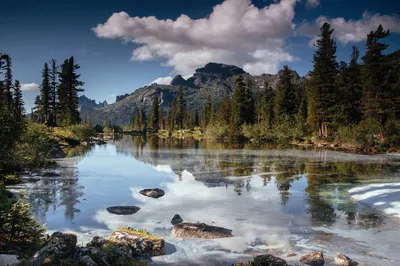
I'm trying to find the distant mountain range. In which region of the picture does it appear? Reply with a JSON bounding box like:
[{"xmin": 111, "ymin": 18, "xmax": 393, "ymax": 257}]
[{"xmin": 79, "ymin": 62, "xmax": 305, "ymax": 125}]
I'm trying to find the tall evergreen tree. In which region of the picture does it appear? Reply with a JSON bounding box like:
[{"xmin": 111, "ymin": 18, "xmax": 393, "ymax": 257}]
[
  {"xmin": 361, "ymin": 25, "xmax": 391, "ymax": 124},
  {"xmin": 175, "ymin": 87, "xmax": 185, "ymax": 129},
  {"xmin": 49, "ymin": 59, "xmax": 58, "ymax": 125},
  {"xmin": 13, "ymin": 80, "xmax": 24, "ymax": 121},
  {"xmin": 39, "ymin": 63, "xmax": 51, "ymax": 123},
  {"xmin": 307, "ymin": 22, "xmax": 338, "ymax": 137},
  {"xmin": 202, "ymin": 95, "xmax": 213, "ymax": 129},
  {"xmin": 261, "ymin": 81, "xmax": 275, "ymax": 128},
  {"xmin": 230, "ymin": 76, "xmax": 247, "ymax": 136},
  {"xmin": 158, "ymin": 105, "xmax": 164, "ymax": 130},
  {"xmin": 346, "ymin": 46, "xmax": 363, "ymax": 124},
  {"xmin": 194, "ymin": 110, "xmax": 200, "ymax": 127},
  {"xmin": 149, "ymin": 95, "xmax": 159, "ymax": 131},
  {"xmin": 133, "ymin": 108, "xmax": 140, "ymax": 131},
  {"xmin": 57, "ymin": 57, "xmax": 84, "ymax": 126},
  {"xmin": 244, "ymin": 79, "xmax": 255, "ymax": 124},
  {"xmin": 2, "ymin": 54, "xmax": 13, "ymax": 110},
  {"xmin": 274, "ymin": 65, "xmax": 297, "ymax": 120}
]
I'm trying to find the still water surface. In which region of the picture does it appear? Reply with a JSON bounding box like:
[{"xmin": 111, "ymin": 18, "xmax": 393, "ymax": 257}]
[{"xmin": 19, "ymin": 136, "xmax": 400, "ymax": 265}]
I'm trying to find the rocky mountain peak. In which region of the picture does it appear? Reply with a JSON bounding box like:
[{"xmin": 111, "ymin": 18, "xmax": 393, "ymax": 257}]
[
  {"xmin": 195, "ymin": 62, "xmax": 246, "ymax": 77},
  {"xmin": 170, "ymin": 75, "xmax": 188, "ymax": 86}
]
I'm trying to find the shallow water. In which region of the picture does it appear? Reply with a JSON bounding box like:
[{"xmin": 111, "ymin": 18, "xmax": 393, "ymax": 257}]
[{"xmin": 15, "ymin": 136, "xmax": 400, "ymax": 265}]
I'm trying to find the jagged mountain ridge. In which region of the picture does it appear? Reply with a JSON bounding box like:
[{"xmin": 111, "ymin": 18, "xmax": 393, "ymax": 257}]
[{"xmin": 80, "ymin": 62, "xmax": 304, "ymax": 125}]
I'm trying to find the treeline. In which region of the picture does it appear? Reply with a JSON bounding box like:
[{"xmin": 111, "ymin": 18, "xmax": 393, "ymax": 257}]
[
  {"xmin": 129, "ymin": 23, "xmax": 399, "ymax": 150},
  {"xmin": 32, "ymin": 56, "xmax": 84, "ymax": 126}
]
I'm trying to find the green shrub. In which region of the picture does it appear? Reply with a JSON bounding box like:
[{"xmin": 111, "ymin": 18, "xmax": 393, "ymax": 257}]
[
  {"xmin": 353, "ymin": 118, "xmax": 382, "ymax": 148},
  {"xmin": 242, "ymin": 123, "xmax": 266, "ymax": 143},
  {"xmin": 68, "ymin": 124, "xmax": 95, "ymax": 142},
  {"xmin": 206, "ymin": 123, "xmax": 229, "ymax": 140},
  {"xmin": 384, "ymin": 119, "xmax": 400, "ymax": 147},
  {"xmin": 94, "ymin": 124, "xmax": 104, "ymax": 133},
  {"xmin": 3, "ymin": 174, "xmax": 22, "ymax": 185},
  {"xmin": 14, "ymin": 123, "xmax": 55, "ymax": 168}
]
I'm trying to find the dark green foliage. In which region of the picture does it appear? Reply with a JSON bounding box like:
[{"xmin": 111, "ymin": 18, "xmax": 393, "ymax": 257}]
[
  {"xmin": 274, "ymin": 65, "xmax": 297, "ymax": 119},
  {"xmin": 49, "ymin": 59, "xmax": 58, "ymax": 125},
  {"xmin": 13, "ymin": 80, "xmax": 24, "ymax": 121},
  {"xmin": 57, "ymin": 57, "xmax": 84, "ymax": 126},
  {"xmin": 39, "ymin": 62, "xmax": 51, "ymax": 123},
  {"xmin": 361, "ymin": 25, "xmax": 392, "ymax": 124},
  {"xmin": 260, "ymin": 82, "xmax": 275, "ymax": 128},
  {"xmin": 230, "ymin": 76, "xmax": 247, "ymax": 136},
  {"xmin": 175, "ymin": 87, "xmax": 185, "ymax": 129},
  {"xmin": 149, "ymin": 95, "xmax": 159, "ymax": 131},
  {"xmin": 307, "ymin": 22, "xmax": 339, "ymax": 135}
]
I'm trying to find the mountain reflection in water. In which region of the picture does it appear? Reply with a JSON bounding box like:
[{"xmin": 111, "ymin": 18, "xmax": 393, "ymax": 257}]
[{"xmin": 23, "ymin": 136, "xmax": 400, "ymax": 266}]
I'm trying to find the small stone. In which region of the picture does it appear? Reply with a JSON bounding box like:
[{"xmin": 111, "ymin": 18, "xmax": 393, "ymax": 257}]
[
  {"xmin": 139, "ymin": 188, "xmax": 165, "ymax": 198},
  {"xmin": 300, "ymin": 251, "xmax": 324, "ymax": 266},
  {"xmin": 335, "ymin": 253, "xmax": 358, "ymax": 266},
  {"xmin": 106, "ymin": 206, "xmax": 140, "ymax": 215},
  {"xmin": 171, "ymin": 214, "xmax": 183, "ymax": 225}
]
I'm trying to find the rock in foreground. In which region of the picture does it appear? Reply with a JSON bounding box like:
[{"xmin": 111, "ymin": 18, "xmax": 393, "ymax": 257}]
[
  {"xmin": 171, "ymin": 214, "xmax": 183, "ymax": 225},
  {"xmin": 300, "ymin": 251, "xmax": 324, "ymax": 265},
  {"xmin": 106, "ymin": 206, "xmax": 140, "ymax": 215},
  {"xmin": 335, "ymin": 253, "xmax": 358, "ymax": 266},
  {"xmin": 234, "ymin": 254, "xmax": 288, "ymax": 266},
  {"xmin": 31, "ymin": 232, "xmax": 77, "ymax": 266},
  {"xmin": 109, "ymin": 228, "xmax": 165, "ymax": 257},
  {"xmin": 139, "ymin": 188, "xmax": 165, "ymax": 198},
  {"xmin": 172, "ymin": 222, "xmax": 233, "ymax": 239}
]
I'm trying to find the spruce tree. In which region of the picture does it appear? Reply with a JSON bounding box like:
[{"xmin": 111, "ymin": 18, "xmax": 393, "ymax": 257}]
[
  {"xmin": 230, "ymin": 76, "xmax": 247, "ymax": 136},
  {"xmin": 133, "ymin": 108, "xmax": 140, "ymax": 131},
  {"xmin": 39, "ymin": 63, "xmax": 51, "ymax": 123},
  {"xmin": 361, "ymin": 25, "xmax": 391, "ymax": 124},
  {"xmin": 274, "ymin": 65, "xmax": 296, "ymax": 120},
  {"xmin": 202, "ymin": 95, "xmax": 213, "ymax": 129},
  {"xmin": 194, "ymin": 110, "xmax": 200, "ymax": 127},
  {"xmin": 244, "ymin": 79, "xmax": 255, "ymax": 124},
  {"xmin": 2, "ymin": 54, "xmax": 13, "ymax": 110},
  {"xmin": 13, "ymin": 80, "xmax": 24, "ymax": 121},
  {"xmin": 307, "ymin": 22, "xmax": 338, "ymax": 137},
  {"xmin": 175, "ymin": 87, "xmax": 185, "ymax": 129},
  {"xmin": 346, "ymin": 46, "xmax": 363, "ymax": 124},
  {"xmin": 149, "ymin": 95, "xmax": 159, "ymax": 131},
  {"xmin": 261, "ymin": 81, "xmax": 275, "ymax": 128},
  {"xmin": 49, "ymin": 59, "xmax": 58, "ymax": 125},
  {"xmin": 158, "ymin": 105, "xmax": 164, "ymax": 130}
]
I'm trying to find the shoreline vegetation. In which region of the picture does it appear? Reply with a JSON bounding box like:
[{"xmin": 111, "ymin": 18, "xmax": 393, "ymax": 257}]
[{"xmin": 0, "ymin": 22, "xmax": 399, "ymax": 265}]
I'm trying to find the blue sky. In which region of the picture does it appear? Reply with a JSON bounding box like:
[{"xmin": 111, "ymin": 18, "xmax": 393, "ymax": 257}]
[{"xmin": 0, "ymin": 0, "xmax": 399, "ymax": 111}]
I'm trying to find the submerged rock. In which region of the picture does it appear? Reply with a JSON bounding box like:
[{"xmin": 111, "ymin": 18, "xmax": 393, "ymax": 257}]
[
  {"xmin": 172, "ymin": 222, "xmax": 233, "ymax": 239},
  {"xmin": 139, "ymin": 188, "xmax": 165, "ymax": 198},
  {"xmin": 109, "ymin": 228, "xmax": 165, "ymax": 257},
  {"xmin": 335, "ymin": 253, "xmax": 358, "ymax": 266},
  {"xmin": 31, "ymin": 232, "xmax": 77, "ymax": 266},
  {"xmin": 234, "ymin": 254, "xmax": 288, "ymax": 266},
  {"xmin": 106, "ymin": 206, "xmax": 140, "ymax": 215},
  {"xmin": 300, "ymin": 251, "xmax": 324, "ymax": 266},
  {"xmin": 171, "ymin": 214, "xmax": 183, "ymax": 225}
]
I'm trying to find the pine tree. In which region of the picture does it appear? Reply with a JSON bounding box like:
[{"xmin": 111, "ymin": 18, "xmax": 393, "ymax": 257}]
[
  {"xmin": 244, "ymin": 79, "xmax": 255, "ymax": 124},
  {"xmin": 13, "ymin": 80, "xmax": 24, "ymax": 121},
  {"xmin": 274, "ymin": 65, "xmax": 297, "ymax": 120},
  {"xmin": 202, "ymin": 95, "xmax": 213, "ymax": 129},
  {"xmin": 261, "ymin": 81, "xmax": 275, "ymax": 128},
  {"xmin": 361, "ymin": 25, "xmax": 391, "ymax": 124},
  {"xmin": 57, "ymin": 57, "xmax": 84, "ymax": 126},
  {"xmin": 194, "ymin": 110, "xmax": 200, "ymax": 127},
  {"xmin": 149, "ymin": 95, "xmax": 159, "ymax": 131},
  {"xmin": 133, "ymin": 108, "xmax": 140, "ymax": 131},
  {"xmin": 307, "ymin": 22, "xmax": 338, "ymax": 137},
  {"xmin": 218, "ymin": 96, "xmax": 232, "ymax": 125},
  {"xmin": 175, "ymin": 87, "xmax": 185, "ymax": 129},
  {"xmin": 49, "ymin": 59, "xmax": 58, "ymax": 125},
  {"xmin": 346, "ymin": 46, "xmax": 363, "ymax": 124},
  {"xmin": 39, "ymin": 63, "xmax": 51, "ymax": 123},
  {"xmin": 230, "ymin": 76, "xmax": 247, "ymax": 136},
  {"xmin": 2, "ymin": 54, "xmax": 13, "ymax": 110},
  {"xmin": 139, "ymin": 108, "xmax": 147, "ymax": 131}
]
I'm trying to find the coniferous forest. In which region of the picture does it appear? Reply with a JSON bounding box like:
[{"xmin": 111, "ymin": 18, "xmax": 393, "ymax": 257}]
[{"xmin": 0, "ymin": 21, "xmax": 399, "ymax": 263}]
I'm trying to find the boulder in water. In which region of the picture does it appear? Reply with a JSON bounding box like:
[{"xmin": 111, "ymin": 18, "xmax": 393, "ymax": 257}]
[
  {"xmin": 300, "ymin": 251, "xmax": 324, "ymax": 266},
  {"xmin": 106, "ymin": 206, "xmax": 140, "ymax": 215},
  {"xmin": 234, "ymin": 254, "xmax": 288, "ymax": 266},
  {"xmin": 109, "ymin": 228, "xmax": 165, "ymax": 257},
  {"xmin": 139, "ymin": 188, "xmax": 165, "ymax": 198},
  {"xmin": 172, "ymin": 222, "xmax": 233, "ymax": 239},
  {"xmin": 171, "ymin": 214, "xmax": 183, "ymax": 225},
  {"xmin": 335, "ymin": 253, "xmax": 358, "ymax": 266}
]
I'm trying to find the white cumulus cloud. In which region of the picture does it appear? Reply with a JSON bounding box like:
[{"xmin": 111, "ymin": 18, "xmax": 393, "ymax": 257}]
[
  {"xmin": 92, "ymin": 0, "xmax": 297, "ymax": 76},
  {"xmin": 150, "ymin": 76, "xmax": 173, "ymax": 85},
  {"xmin": 298, "ymin": 11, "xmax": 400, "ymax": 45},
  {"xmin": 20, "ymin": 83, "xmax": 39, "ymax": 92}
]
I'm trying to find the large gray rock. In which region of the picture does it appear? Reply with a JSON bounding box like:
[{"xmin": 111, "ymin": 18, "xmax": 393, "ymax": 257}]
[
  {"xmin": 30, "ymin": 232, "xmax": 77, "ymax": 266},
  {"xmin": 0, "ymin": 254, "xmax": 20, "ymax": 266},
  {"xmin": 106, "ymin": 206, "xmax": 140, "ymax": 215},
  {"xmin": 109, "ymin": 228, "xmax": 165, "ymax": 257},
  {"xmin": 79, "ymin": 255, "xmax": 97, "ymax": 266},
  {"xmin": 335, "ymin": 253, "xmax": 358, "ymax": 266},
  {"xmin": 172, "ymin": 222, "xmax": 233, "ymax": 239},
  {"xmin": 300, "ymin": 251, "xmax": 324, "ymax": 266},
  {"xmin": 234, "ymin": 254, "xmax": 288, "ymax": 266}
]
